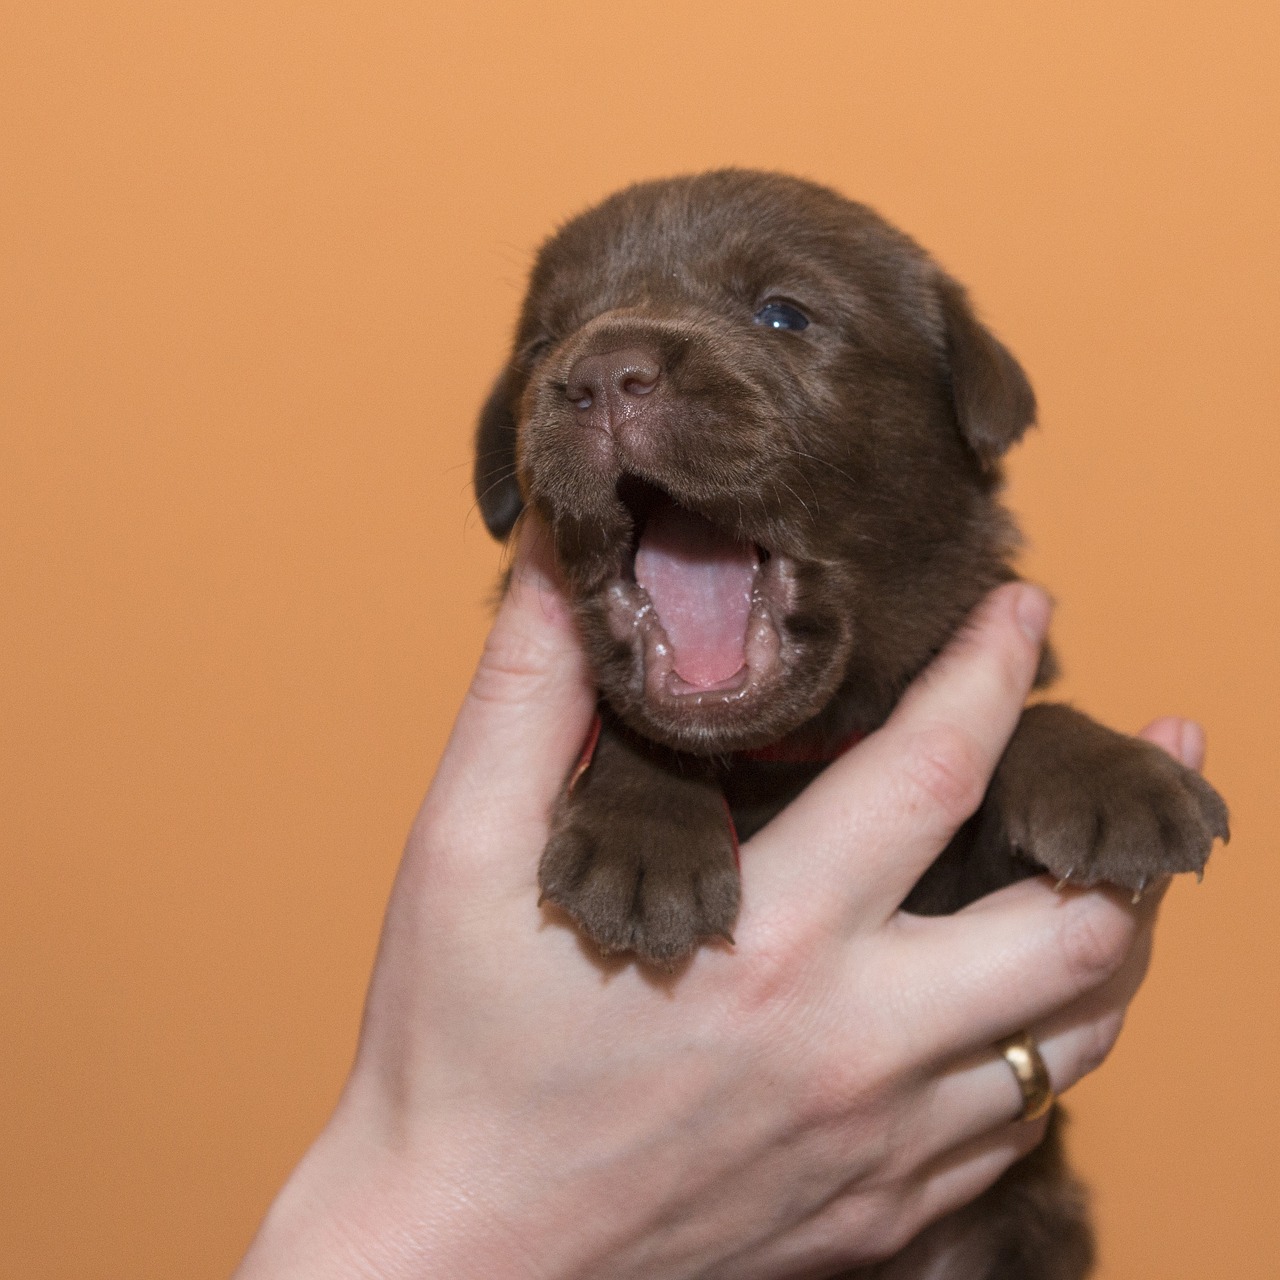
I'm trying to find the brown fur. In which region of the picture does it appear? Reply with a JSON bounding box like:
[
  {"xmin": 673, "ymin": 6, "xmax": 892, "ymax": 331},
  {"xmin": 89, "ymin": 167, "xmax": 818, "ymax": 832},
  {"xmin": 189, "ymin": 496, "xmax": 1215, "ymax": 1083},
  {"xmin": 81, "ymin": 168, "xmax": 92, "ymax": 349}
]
[{"xmin": 473, "ymin": 170, "xmax": 1228, "ymax": 1278}]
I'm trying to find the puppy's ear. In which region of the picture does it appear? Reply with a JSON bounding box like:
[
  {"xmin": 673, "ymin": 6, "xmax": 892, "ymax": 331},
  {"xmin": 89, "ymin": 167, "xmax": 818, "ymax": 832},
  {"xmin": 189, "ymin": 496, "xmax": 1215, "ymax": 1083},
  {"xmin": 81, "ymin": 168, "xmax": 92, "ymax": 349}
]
[
  {"xmin": 473, "ymin": 367, "xmax": 525, "ymax": 540},
  {"xmin": 938, "ymin": 276, "xmax": 1036, "ymax": 467}
]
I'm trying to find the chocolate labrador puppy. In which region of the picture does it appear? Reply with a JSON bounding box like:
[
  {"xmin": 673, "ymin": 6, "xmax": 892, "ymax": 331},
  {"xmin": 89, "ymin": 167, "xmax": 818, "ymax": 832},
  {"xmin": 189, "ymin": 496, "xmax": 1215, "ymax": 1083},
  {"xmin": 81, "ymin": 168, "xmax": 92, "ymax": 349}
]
[{"xmin": 473, "ymin": 170, "xmax": 1228, "ymax": 1278}]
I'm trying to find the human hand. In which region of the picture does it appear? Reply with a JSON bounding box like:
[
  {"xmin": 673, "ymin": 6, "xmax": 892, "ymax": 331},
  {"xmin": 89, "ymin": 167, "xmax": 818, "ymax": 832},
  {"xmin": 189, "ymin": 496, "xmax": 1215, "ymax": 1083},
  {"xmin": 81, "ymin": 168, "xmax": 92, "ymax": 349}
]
[{"xmin": 236, "ymin": 519, "xmax": 1200, "ymax": 1280}]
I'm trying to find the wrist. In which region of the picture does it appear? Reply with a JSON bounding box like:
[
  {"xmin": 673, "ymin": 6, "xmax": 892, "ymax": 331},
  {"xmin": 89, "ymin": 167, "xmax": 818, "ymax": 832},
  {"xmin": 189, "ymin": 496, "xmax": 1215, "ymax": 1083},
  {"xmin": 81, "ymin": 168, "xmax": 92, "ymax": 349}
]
[
  {"xmin": 235, "ymin": 1095, "xmax": 571, "ymax": 1280},
  {"xmin": 235, "ymin": 1121, "xmax": 422, "ymax": 1280},
  {"xmin": 236, "ymin": 1109, "xmax": 496, "ymax": 1280}
]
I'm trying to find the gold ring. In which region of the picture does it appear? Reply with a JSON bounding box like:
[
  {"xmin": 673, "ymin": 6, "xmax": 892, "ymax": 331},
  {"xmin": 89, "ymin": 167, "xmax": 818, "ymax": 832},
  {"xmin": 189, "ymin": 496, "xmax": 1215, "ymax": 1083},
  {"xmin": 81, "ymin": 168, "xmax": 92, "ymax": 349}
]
[{"xmin": 996, "ymin": 1031, "xmax": 1055, "ymax": 1123}]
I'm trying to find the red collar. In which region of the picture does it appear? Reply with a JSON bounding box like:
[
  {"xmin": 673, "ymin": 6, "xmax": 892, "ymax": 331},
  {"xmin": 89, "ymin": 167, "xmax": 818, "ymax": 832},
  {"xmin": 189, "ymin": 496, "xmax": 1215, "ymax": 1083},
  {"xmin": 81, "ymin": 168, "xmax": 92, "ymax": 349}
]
[
  {"xmin": 734, "ymin": 730, "xmax": 865, "ymax": 764},
  {"xmin": 566, "ymin": 716, "xmax": 865, "ymax": 875},
  {"xmin": 568, "ymin": 714, "xmax": 863, "ymax": 793}
]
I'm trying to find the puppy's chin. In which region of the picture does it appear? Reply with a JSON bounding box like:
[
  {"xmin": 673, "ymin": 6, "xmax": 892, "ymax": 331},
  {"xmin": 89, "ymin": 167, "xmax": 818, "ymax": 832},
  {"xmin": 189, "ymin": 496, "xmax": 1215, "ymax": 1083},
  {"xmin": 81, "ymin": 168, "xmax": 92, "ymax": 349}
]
[{"xmin": 567, "ymin": 484, "xmax": 854, "ymax": 755}]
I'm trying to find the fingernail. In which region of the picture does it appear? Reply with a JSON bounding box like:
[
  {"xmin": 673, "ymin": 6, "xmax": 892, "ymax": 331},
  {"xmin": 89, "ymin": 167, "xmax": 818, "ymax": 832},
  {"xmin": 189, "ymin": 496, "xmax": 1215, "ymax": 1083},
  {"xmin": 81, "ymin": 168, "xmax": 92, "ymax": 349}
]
[
  {"xmin": 1178, "ymin": 720, "xmax": 1206, "ymax": 770},
  {"xmin": 1015, "ymin": 584, "xmax": 1053, "ymax": 645}
]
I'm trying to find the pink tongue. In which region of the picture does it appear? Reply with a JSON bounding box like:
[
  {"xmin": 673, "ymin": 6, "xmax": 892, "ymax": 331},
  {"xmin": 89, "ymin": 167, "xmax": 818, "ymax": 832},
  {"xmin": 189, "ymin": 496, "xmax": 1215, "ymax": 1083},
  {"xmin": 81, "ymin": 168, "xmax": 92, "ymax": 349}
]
[{"xmin": 634, "ymin": 503, "xmax": 758, "ymax": 688}]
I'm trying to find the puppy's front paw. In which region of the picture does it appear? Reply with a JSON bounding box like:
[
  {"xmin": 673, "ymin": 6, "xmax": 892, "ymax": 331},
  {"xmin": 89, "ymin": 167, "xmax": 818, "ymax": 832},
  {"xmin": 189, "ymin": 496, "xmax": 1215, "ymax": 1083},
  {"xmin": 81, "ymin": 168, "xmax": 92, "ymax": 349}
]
[
  {"xmin": 539, "ymin": 814, "xmax": 740, "ymax": 967},
  {"xmin": 538, "ymin": 715, "xmax": 743, "ymax": 966},
  {"xmin": 995, "ymin": 704, "xmax": 1230, "ymax": 895}
]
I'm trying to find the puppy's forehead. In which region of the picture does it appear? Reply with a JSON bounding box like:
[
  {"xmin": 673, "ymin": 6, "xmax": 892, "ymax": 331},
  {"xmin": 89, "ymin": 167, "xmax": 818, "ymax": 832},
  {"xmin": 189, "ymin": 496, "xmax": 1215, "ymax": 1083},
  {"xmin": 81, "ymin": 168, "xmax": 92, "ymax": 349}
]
[{"xmin": 522, "ymin": 170, "xmax": 938, "ymax": 336}]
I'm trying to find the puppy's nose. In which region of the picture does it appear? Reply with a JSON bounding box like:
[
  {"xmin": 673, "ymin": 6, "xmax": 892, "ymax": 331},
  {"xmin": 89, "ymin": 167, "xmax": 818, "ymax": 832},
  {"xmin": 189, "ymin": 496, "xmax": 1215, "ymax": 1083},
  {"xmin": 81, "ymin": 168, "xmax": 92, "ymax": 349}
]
[{"xmin": 565, "ymin": 349, "xmax": 661, "ymax": 434}]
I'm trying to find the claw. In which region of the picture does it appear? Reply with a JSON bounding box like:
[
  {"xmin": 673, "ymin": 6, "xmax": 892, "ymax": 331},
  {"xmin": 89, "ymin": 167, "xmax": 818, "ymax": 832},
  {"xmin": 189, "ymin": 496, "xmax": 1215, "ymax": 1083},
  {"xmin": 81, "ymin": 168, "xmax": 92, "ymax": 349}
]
[
  {"xmin": 1131, "ymin": 877, "xmax": 1147, "ymax": 905},
  {"xmin": 1054, "ymin": 869, "xmax": 1075, "ymax": 893},
  {"xmin": 1195, "ymin": 869, "xmax": 1205, "ymax": 885}
]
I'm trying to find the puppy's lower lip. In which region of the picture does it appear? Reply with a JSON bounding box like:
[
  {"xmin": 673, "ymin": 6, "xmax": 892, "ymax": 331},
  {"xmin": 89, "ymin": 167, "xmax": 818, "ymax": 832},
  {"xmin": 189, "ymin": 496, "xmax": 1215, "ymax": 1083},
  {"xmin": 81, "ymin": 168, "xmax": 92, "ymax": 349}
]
[{"xmin": 666, "ymin": 666, "xmax": 749, "ymax": 698}]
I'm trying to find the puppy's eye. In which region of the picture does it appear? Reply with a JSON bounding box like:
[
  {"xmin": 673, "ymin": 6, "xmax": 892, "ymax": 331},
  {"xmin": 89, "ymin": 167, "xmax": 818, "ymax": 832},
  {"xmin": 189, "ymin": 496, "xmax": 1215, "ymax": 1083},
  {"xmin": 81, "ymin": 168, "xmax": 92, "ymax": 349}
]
[
  {"xmin": 752, "ymin": 301, "xmax": 809, "ymax": 332},
  {"xmin": 523, "ymin": 336, "xmax": 555, "ymax": 363}
]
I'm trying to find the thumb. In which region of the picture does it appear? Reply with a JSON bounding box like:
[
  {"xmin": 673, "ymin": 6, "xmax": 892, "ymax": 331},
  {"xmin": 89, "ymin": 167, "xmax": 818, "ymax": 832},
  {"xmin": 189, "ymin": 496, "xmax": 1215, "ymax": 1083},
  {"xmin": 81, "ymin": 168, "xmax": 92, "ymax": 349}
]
[{"xmin": 421, "ymin": 515, "xmax": 595, "ymax": 872}]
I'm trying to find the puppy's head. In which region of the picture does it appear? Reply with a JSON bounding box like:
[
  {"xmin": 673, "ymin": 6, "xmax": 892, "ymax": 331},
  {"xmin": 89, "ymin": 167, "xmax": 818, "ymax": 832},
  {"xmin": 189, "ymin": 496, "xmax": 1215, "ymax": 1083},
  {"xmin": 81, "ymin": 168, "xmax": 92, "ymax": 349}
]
[{"xmin": 475, "ymin": 171, "xmax": 1034, "ymax": 753}]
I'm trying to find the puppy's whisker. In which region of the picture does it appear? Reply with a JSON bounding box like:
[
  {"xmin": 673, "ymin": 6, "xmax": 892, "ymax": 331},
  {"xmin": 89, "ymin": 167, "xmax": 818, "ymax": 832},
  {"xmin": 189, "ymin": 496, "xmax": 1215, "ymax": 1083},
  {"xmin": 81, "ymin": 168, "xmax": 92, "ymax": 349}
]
[
  {"xmin": 780, "ymin": 447, "xmax": 859, "ymax": 493},
  {"xmin": 474, "ymin": 447, "xmax": 520, "ymax": 466},
  {"xmin": 770, "ymin": 476, "xmax": 818, "ymax": 523},
  {"xmin": 464, "ymin": 467, "xmax": 523, "ymax": 536},
  {"xmin": 462, "ymin": 466, "xmax": 518, "ymax": 501},
  {"xmin": 494, "ymin": 506, "xmax": 532, "ymax": 576},
  {"xmin": 474, "ymin": 467, "xmax": 522, "ymax": 504}
]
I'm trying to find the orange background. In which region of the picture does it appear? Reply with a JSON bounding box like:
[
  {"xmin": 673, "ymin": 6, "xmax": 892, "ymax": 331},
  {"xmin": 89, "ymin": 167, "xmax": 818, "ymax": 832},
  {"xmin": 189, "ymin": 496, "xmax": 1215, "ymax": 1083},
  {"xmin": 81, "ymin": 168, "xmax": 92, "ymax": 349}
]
[{"xmin": 3, "ymin": 3, "xmax": 1277, "ymax": 1277}]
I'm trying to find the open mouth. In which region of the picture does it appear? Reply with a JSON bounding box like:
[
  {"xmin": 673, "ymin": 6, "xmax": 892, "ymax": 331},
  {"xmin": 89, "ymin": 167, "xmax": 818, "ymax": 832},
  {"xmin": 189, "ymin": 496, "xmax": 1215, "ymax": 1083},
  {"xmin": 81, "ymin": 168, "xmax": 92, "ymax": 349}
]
[{"xmin": 605, "ymin": 477, "xmax": 794, "ymax": 705}]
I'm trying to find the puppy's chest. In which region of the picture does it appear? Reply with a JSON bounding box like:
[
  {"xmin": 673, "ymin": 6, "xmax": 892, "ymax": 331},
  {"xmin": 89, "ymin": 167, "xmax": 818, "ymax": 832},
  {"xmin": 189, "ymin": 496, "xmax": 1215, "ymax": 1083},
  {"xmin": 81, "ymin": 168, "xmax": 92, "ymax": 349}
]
[
  {"xmin": 722, "ymin": 758, "xmax": 824, "ymax": 843},
  {"xmin": 722, "ymin": 756, "xmax": 1031, "ymax": 916}
]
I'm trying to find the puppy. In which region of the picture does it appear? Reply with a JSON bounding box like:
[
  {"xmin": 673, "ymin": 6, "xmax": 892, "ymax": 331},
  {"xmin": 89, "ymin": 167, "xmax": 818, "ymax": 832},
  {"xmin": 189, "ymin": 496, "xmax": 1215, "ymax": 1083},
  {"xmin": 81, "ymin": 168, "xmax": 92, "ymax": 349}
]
[{"xmin": 472, "ymin": 170, "xmax": 1228, "ymax": 1278}]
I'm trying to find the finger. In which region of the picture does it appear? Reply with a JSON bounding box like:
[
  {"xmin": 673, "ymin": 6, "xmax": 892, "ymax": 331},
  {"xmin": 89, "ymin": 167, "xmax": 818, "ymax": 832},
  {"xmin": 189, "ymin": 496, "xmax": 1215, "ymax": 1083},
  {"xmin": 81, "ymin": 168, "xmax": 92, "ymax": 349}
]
[
  {"xmin": 862, "ymin": 874, "xmax": 1151, "ymax": 1070},
  {"xmin": 900, "ymin": 1115, "xmax": 1052, "ymax": 1254},
  {"xmin": 745, "ymin": 583, "xmax": 1051, "ymax": 925},
  {"xmin": 416, "ymin": 514, "xmax": 595, "ymax": 878},
  {"xmin": 767, "ymin": 1116, "xmax": 1049, "ymax": 1274},
  {"xmin": 912, "ymin": 902, "xmax": 1159, "ymax": 1161},
  {"xmin": 734, "ymin": 1108, "xmax": 1047, "ymax": 1280},
  {"xmin": 1138, "ymin": 715, "xmax": 1206, "ymax": 770}
]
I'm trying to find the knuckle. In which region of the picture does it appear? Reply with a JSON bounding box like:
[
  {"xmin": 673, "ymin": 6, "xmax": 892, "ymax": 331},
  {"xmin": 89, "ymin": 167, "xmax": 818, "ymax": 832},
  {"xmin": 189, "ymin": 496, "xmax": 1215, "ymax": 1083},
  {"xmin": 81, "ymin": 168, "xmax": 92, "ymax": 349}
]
[
  {"xmin": 467, "ymin": 623, "xmax": 559, "ymax": 707},
  {"xmin": 732, "ymin": 956, "xmax": 841, "ymax": 1110},
  {"xmin": 735, "ymin": 956, "xmax": 897, "ymax": 1133},
  {"xmin": 735, "ymin": 920, "xmax": 813, "ymax": 1017},
  {"xmin": 794, "ymin": 1051, "xmax": 893, "ymax": 1133},
  {"xmin": 873, "ymin": 1176, "xmax": 963, "ymax": 1262},
  {"xmin": 736, "ymin": 918, "xmax": 857, "ymax": 1025},
  {"xmin": 1059, "ymin": 901, "xmax": 1135, "ymax": 991},
  {"xmin": 903, "ymin": 723, "xmax": 989, "ymax": 823},
  {"xmin": 861, "ymin": 1193, "xmax": 919, "ymax": 1263},
  {"xmin": 798, "ymin": 995, "xmax": 906, "ymax": 1131},
  {"xmin": 821, "ymin": 1186, "xmax": 914, "ymax": 1268}
]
